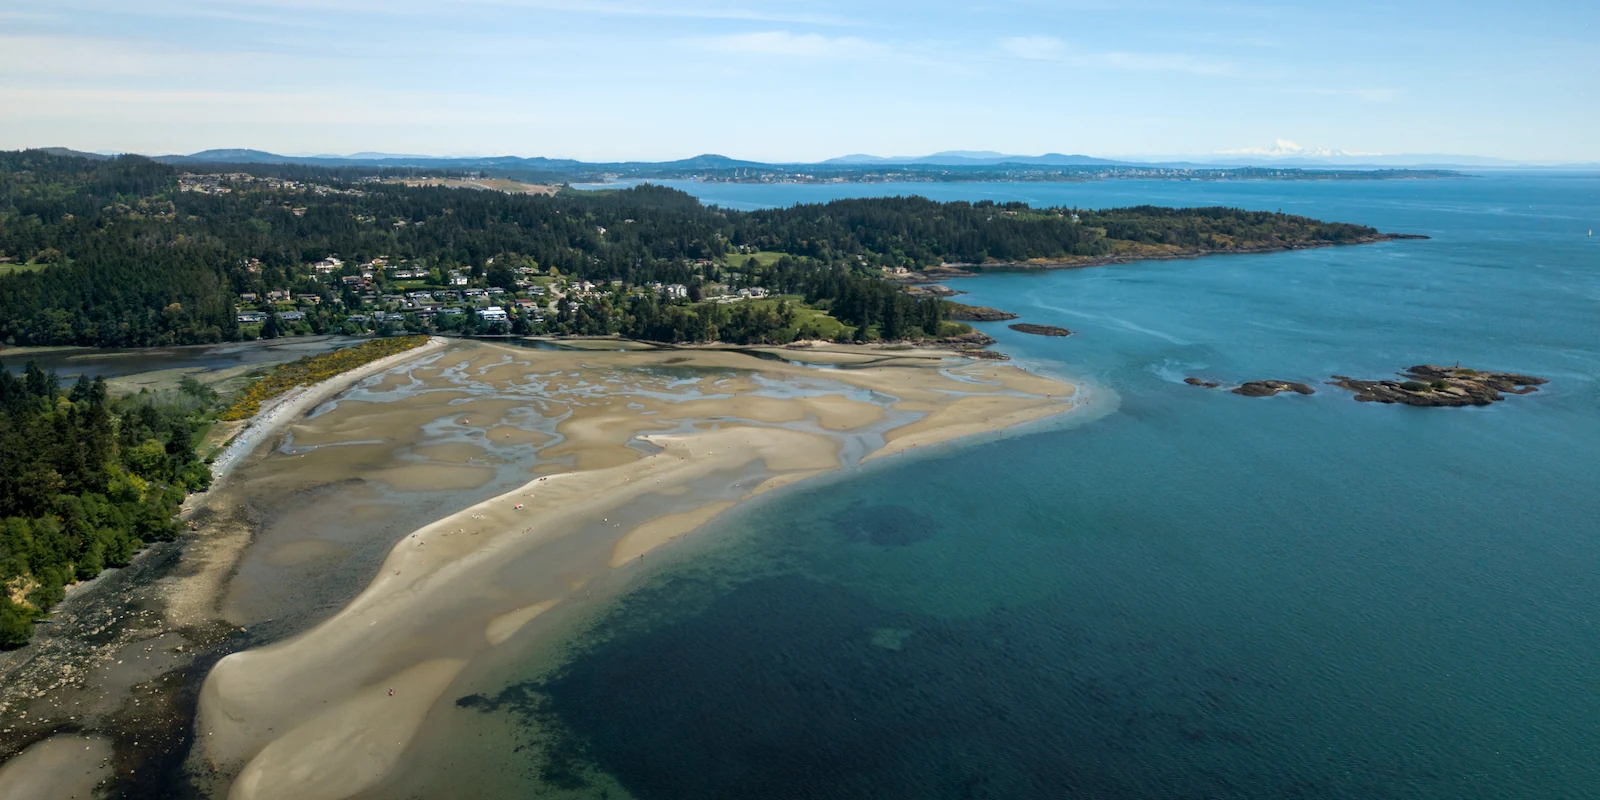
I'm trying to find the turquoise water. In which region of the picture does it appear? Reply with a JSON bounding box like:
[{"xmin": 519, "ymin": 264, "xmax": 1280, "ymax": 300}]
[{"xmin": 452, "ymin": 175, "xmax": 1600, "ymax": 798}]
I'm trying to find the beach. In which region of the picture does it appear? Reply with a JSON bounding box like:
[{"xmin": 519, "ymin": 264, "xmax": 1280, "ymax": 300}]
[
  {"xmin": 0, "ymin": 338, "xmax": 450, "ymax": 799},
  {"xmin": 175, "ymin": 340, "xmax": 1078, "ymax": 799}
]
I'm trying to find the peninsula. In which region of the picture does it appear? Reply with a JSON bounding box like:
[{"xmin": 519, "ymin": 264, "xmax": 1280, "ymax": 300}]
[{"xmin": 0, "ymin": 150, "xmax": 1423, "ymax": 352}]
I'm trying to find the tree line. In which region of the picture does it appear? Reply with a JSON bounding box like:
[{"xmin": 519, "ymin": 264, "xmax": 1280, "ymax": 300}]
[
  {"xmin": 0, "ymin": 150, "xmax": 1382, "ymax": 347},
  {"xmin": 0, "ymin": 362, "xmax": 213, "ymax": 645}
]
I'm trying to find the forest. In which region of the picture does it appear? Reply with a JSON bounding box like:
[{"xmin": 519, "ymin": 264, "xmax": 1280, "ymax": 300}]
[
  {"xmin": 0, "ymin": 362, "xmax": 213, "ymax": 645},
  {"xmin": 0, "ymin": 149, "xmax": 1385, "ymax": 347}
]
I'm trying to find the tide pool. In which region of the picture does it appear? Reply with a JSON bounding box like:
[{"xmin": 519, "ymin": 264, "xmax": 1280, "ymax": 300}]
[{"xmin": 398, "ymin": 174, "xmax": 1600, "ymax": 799}]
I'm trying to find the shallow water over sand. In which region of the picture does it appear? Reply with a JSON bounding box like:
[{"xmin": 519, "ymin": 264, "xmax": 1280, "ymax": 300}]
[
  {"xmin": 190, "ymin": 342, "xmax": 1074, "ymax": 799},
  {"xmin": 419, "ymin": 174, "xmax": 1600, "ymax": 799}
]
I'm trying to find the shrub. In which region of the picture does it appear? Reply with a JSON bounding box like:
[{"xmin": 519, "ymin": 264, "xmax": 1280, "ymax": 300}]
[
  {"xmin": 221, "ymin": 336, "xmax": 428, "ymax": 421},
  {"xmin": 1400, "ymin": 380, "xmax": 1430, "ymax": 392}
]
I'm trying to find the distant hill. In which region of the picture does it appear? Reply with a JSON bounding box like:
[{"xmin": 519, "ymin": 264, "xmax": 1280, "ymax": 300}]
[
  {"xmin": 824, "ymin": 151, "xmax": 1128, "ymax": 167},
  {"xmin": 155, "ymin": 149, "xmax": 768, "ymax": 173},
  {"xmin": 38, "ymin": 147, "xmax": 112, "ymax": 160}
]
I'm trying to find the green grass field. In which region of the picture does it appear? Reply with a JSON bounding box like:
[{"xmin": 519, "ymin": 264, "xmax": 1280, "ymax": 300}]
[
  {"xmin": 0, "ymin": 260, "xmax": 49, "ymax": 276},
  {"xmin": 722, "ymin": 250, "xmax": 788, "ymax": 268},
  {"xmin": 739, "ymin": 295, "xmax": 853, "ymax": 341}
]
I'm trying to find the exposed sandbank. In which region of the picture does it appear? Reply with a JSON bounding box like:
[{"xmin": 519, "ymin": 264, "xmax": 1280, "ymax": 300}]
[{"xmin": 187, "ymin": 341, "xmax": 1078, "ymax": 800}]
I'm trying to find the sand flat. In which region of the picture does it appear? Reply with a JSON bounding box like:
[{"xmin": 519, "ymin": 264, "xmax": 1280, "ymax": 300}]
[
  {"xmin": 611, "ymin": 501, "xmax": 738, "ymax": 566},
  {"xmin": 196, "ymin": 340, "xmax": 1077, "ymax": 799}
]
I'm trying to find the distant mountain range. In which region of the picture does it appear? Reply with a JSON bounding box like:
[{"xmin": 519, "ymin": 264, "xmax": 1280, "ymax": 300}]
[
  {"xmin": 165, "ymin": 149, "xmax": 768, "ymax": 171},
  {"xmin": 141, "ymin": 148, "xmax": 1597, "ymax": 172}
]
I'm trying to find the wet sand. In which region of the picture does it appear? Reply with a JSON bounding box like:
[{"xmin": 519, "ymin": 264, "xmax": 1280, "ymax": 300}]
[
  {"xmin": 0, "ymin": 338, "xmax": 1078, "ymax": 799},
  {"xmin": 190, "ymin": 341, "xmax": 1077, "ymax": 800},
  {"xmin": 0, "ymin": 338, "xmax": 451, "ymax": 798},
  {"xmin": 0, "ymin": 733, "xmax": 113, "ymax": 799}
]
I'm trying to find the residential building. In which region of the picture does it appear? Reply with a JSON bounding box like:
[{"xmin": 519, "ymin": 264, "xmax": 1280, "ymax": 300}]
[{"xmin": 477, "ymin": 306, "xmax": 508, "ymax": 321}]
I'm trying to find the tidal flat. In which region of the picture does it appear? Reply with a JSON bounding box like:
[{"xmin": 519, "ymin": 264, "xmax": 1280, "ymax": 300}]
[{"xmin": 120, "ymin": 339, "xmax": 1074, "ymax": 799}]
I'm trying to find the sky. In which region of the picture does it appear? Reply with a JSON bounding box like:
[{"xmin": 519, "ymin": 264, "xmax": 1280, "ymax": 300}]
[{"xmin": 1, "ymin": 0, "xmax": 1595, "ymax": 162}]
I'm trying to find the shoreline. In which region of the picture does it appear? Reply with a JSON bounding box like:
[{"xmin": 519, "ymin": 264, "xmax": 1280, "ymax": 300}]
[
  {"xmin": 922, "ymin": 233, "xmax": 1427, "ymax": 276},
  {"xmin": 0, "ymin": 336, "xmax": 450, "ymax": 797},
  {"xmin": 1, "ymin": 336, "xmax": 1081, "ymax": 799},
  {"xmin": 195, "ymin": 341, "xmax": 1082, "ymax": 800}
]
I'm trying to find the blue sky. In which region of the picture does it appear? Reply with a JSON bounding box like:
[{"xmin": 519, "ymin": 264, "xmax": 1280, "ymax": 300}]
[{"xmin": 1, "ymin": 0, "xmax": 1594, "ymax": 161}]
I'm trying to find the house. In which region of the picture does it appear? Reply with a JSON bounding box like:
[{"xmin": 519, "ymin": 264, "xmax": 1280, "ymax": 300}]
[
  {"xmin": 487, "ymin": 287, "xmax": 507, "ymax": 295},
  {"xmin": 464, "ymin": 289, "xmax": 487, "ymax": 300},
  {"xmin": 237, "ymin": 312, "xmax": 267, "ymax": 324},
  {"xmin": 378, "ymin": 312, "xmax": 406, "ymax": 323},
  {"xmin": 439, "ymin": 306, "xmax": 465, "ymax": 315},
  {"xmin": 663, "ymin": 283, "xmax": 689, "ymax": 300},
  {"xmin": 738, "ymin": 287, "xmax": 769, "ymax": 299},
  {"xmin": 279, "ymin": 311, "xmax": 306, "ymax": 321},
  {"xmin": 267, "ymin": 289, "xmax": 291, "ymax": 302},
  {"xmin": 348, "ymin": 314, "xmax": 370, "ymax": 323},
  {"xmin": 312, "ymin": 257, "xmax": 343, "ymax": 273},
  {"xmin": 513, "ymin": 299, "xmax": 539, "ymax": 311},
  {"xmin": 295, "ymin": 294, "xmax": 322, "ymax": 305},
  {"xmin": 449, "ymin": 272, "xmax": 469, "ymax": 286},
  {"xmin": 239, "ymin": 292, "xmax": 258, "ymax": 302},
  {"xmin": 477, "ymin": 306, "xmax": 508, "ymax": 321},
  {"xmin": 527, "ymin": 286, "xmax": 546, "ymax": 296}
]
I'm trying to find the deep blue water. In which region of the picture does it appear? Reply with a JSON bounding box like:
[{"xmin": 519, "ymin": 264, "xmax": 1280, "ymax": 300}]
[{"xmin": 453, "ymin": 175, "xmax": 1600, "ymax": 798}]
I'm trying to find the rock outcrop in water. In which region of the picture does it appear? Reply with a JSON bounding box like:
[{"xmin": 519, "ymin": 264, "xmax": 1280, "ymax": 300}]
[
  {"xmin": 945, "ymin": 302, "xmax": 1019, "ymax": 321},
  {"xmin": 1008, "ymin": 323, "xmax": 1073, "ymax": 337},
  {"xmin": 1183, "ymin": 377, "xmax": 1221, "ymax": 388},
  {"xmin": 1329, "ymin": 365, "xmax": 1546, "ymax": 406},
  {"xmin": 1231, "ymin": 380, "xmax": 1316, "ymax": 397}
]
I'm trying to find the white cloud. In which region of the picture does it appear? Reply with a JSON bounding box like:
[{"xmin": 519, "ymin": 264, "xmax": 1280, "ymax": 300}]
[
  {"xmin": 1219, "ymin": 139, "xmax": 1384, "ymax": 157},
  {"xmin": 692, "ymin": 31, "xmax": 890, "ymax": 59},
  {"xmin": 999, "ymin": 35, "xmax": 1232, "ymax": 76},
  {"xmin": 1306, "ymin": 87, "xmax": 1400, "ymax": 102},
  {"xmin": 68, "ymin": 0, "xmax": 857, "ymax": 26}
]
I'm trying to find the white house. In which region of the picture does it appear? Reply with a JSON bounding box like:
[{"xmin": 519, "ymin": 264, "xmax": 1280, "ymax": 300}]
[{"xmin": 477, "ymin": 306, "xmax": 508, "ymax": 321}]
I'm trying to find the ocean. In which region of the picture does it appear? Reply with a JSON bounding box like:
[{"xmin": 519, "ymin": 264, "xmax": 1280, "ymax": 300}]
[{"xmin": 392, "ymin": 174, "xmax": 1600, "ymax": 798}]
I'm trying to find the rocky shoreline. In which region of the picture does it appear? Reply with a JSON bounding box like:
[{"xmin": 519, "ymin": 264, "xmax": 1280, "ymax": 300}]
[
  {"xmin": 1231, "ymin": 380, "xmax": 1317, "ymax": 397},
  {"xmin": 937, "ymin": 233, "xmax": 1430, "ymax": 272},
  {"xmin": 1008, "ymin": 323, "xmax": 1073, "ymax": 337},
  {"xmin": 1329, "ymin": 365, "xmax": 1546, "ymax": 406},
  {"xmin": 1182, "ymin": 365, "xmax": 1547, "ymax": 408},
  {"xmin": 944, "ymin": 302, "xmax": 1018, "ymax": 322}
]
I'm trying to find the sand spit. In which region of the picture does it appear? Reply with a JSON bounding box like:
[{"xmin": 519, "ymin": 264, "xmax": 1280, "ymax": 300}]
[
  {"xmin": 0, "ymin": 339, "xmax": 452, "ymax": 799},
  {"xmin": 202, "ymin": 337, "xmax": 449, "ymax": 486},
  {"xmin": 165, "ymin": 337, "xmax": 449, "ymax": 633},
  {"xmin": 187, "ymin": 341, "xmax": 1078, "ymax": 800}
]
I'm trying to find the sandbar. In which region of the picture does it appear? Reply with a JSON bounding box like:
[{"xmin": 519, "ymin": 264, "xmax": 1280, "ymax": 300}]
[{"xmin": 193, "ymin": 340, "xmax": 1078, "ymax": 800}]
